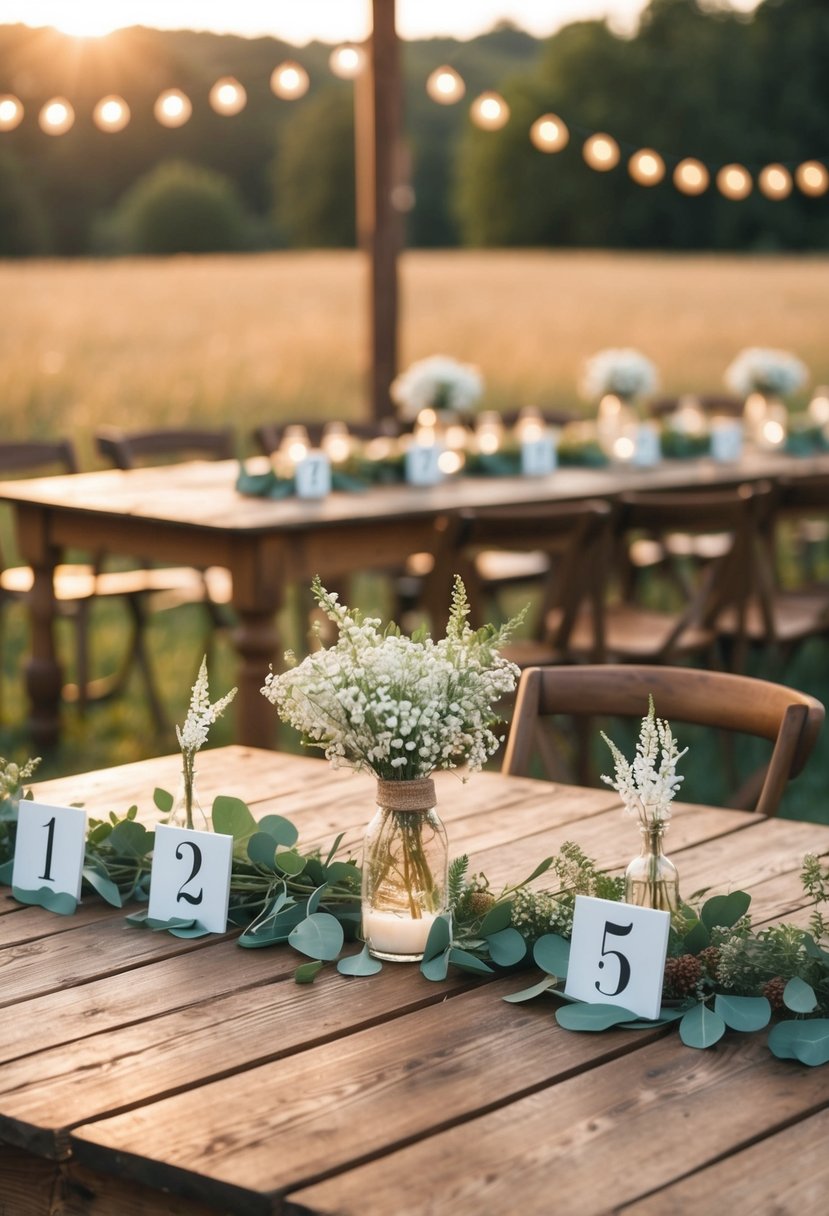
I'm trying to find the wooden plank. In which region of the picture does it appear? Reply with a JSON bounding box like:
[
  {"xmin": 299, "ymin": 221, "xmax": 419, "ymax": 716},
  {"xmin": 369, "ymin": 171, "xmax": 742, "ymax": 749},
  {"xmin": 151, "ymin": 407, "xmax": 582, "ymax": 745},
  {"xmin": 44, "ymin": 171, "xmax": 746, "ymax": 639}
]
[
  {"xmin": 0, "ymin": 962, "xmax": 476, "ymax": 1160},
  {"xmin": 69, "ymin": 979, "xmax": 667, "ymax": 1214},
  {"xmin": 0, "ymin": 1143, "xmax": 60, "ymax": 1216},
  {"xmin": 620, "ymin": 1106, "xmax": 829, "ymax": 1215},
  {"xmin": 0, "ymin": 897, "xmax": 123, "ymax": 947},
  {"xmin": 285, "ymin": 1033, "xmax": 828, "ymax": 1216},
  {"xmin": 62, "ymin": 1163, "xmax": 223, "ymax": 1216}
]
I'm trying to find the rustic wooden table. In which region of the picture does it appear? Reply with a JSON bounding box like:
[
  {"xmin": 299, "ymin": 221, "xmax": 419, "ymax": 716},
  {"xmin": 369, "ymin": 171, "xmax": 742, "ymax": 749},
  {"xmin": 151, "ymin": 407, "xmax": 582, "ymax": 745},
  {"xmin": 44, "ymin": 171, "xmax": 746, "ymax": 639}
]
[
  {"xmin": 0, "ymin": 746, "xmax": 826, "ymax": 1215},
  {"xmin": 1, "ymin": 450, "xmax": 827, "ymax": 751}
]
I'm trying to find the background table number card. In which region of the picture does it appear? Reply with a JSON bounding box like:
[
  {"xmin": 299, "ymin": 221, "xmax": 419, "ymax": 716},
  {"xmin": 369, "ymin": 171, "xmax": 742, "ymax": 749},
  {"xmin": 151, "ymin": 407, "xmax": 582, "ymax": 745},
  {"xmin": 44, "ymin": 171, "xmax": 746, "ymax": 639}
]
[
  {"xmin": 295, "ymin": 451, "xmax": 332, "ymax": 499},
  {"xmin": 405, "ymin": 442, "xmax": 443, "ymax": 486},
  {"xmin": 12, "ymin": 801, "xmax": 86, "ymax": 908},
  {"xmin": 565, "ymin": 895, "xmax": 671, "ymax": 1020},
  {"xmin": 149, "ymin": 824, "xmax": 233, "ymax": 934},
  {"xmin": 520, "ymin": 434, "xmax": 557, "ymax": 477}
]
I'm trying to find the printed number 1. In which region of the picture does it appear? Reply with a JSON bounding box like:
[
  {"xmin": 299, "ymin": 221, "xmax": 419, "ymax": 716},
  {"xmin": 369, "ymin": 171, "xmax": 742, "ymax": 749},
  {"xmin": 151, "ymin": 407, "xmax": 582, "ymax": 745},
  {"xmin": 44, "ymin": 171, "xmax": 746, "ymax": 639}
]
[
  {"xmin": 39, "ymin": 816, "xmax": 56, "ymax": 882},
  {"xmin": 595, "ymin": 919, "xmax": 633, "ymax": 996}
]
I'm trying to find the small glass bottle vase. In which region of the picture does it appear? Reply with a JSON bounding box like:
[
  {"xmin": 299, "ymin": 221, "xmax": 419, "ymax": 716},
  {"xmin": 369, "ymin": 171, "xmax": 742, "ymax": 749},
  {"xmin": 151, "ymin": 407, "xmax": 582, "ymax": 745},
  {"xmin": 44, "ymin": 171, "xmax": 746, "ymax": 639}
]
[
  {"xmin": 361, "ymin": 777, "xmax": 449, "ymax": 962},
  {"xmin": 625, "ymin": 821, "xmax": 679, "ymax": 913},
  {"xmin": 169, "ymin": 762, "xmax": 210, "ymax": 832}
]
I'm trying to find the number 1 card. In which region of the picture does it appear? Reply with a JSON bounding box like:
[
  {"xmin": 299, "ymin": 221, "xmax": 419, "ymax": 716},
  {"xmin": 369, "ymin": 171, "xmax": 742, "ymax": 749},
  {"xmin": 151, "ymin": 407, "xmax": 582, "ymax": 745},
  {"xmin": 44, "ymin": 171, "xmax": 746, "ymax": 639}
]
[
  {"xmin": 11, "ymin": 801, "xmax": 86, "ymax": 903},
  {"xmin": 565, "ymin": 895, "xmax": 671, "ymax": 1021}
]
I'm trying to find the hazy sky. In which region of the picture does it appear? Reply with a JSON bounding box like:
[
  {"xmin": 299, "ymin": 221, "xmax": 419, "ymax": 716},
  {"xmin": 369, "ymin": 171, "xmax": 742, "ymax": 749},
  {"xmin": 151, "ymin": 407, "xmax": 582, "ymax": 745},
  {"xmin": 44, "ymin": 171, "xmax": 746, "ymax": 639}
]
[{"xmin": 1, "ymin": 1, "xmax": 762, "ymax": 43}]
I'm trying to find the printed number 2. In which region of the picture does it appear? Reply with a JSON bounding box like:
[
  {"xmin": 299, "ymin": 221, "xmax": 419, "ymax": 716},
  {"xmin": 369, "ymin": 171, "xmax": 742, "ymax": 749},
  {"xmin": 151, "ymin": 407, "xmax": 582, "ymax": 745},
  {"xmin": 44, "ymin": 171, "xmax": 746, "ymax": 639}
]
[
  {"xmin": 39, "ymin": 816, "xmax": 56, "ymax": 882},
  {"xmin": 175, "ymin": 841, "xmax": 204, "ymax": 906},
  {"xmin": 595, "ymin": 919, "xmax": 633, "ymax": 996}
]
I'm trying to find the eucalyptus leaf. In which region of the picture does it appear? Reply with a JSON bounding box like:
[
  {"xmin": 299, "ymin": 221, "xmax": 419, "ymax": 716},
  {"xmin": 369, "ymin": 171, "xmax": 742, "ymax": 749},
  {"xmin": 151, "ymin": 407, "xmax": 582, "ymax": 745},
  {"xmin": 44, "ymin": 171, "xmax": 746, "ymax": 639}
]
[
  {"xmin": 0, "ymin": 859, "xmax": 13, "ymax": 884},
  {"xmin": 700, "ymin": 891, "xmax": 751, "ymax": 931},
  {"xmin": 714, "ymin": 994, "xmax": 771, "ymax": 1032},
  {"xmin": 108, "ymin": 819, "xmax": 153, "ymax": 858},
  {"xmin": 420, "ymin": 946, "xmax": 450, "ymax": 981},
  {"xmin": 683, "ymin": 920, "xmax": 710, "ymax": 954},
  {"xmin": 125, "ymin": 910, "xmax": 196, "ymax": 931},
  {"xmin": 307, "ymin": 883, "xmax": 329, "ymax": 915},
  {"xmin": 802, "ymin": 933, "xmax": 829, "ymax": 963},
  {"xmin": 247, "ymin": 832, "xmax": 277, "ymax": 869},
  {"xmin": 153, "ymin": 787, "xmax": 173, "ymax": 814},
  {"xmin": 289, "ymin": 912, "xmax": 344, "ymax": 961},
  {"xmin": 324, "ymin": 831, "xmax": 346, "ymax": 866},
  {"xmin": 679, "ymin": 1002, "xmax": 726, "ymax": 1049},
  {"xmin": 503, "ymin": 975, "xmax": 559, "ymax": 1004},
  {"xmin": 325, "ymin": 861, "xmax": 362, "ymax": 886},
  {"xmin": 448, "ymin": 947, "xmax": 494, "ymax": 975},
  {"xmin": 533, "ymin": 933, "xmax": 570, "ymax": 978},
  {"xmin": 211, "ymin": 796, "xmax": 257, "ymax": 842},
  {"xmin": 257, "ymin": 814, "xmax": 300, "ymax": 848},
  {"xmin": 275, "ymin": 850, "xmax": 307, "ymax": 877},
  {"xmin": 768, "ymin": 1019, "xmax": 829, "ymax": 1066},
  {"xmin": 294, "ymin": 960, "xmax": 325, "ymax": 984},
  {"xmin": 783, "ymin": 976, "xmax": 818, "ymax": 1013},
  {"xmin": 515, "ymin": 857, "xmax": 554, "ymax": 886},
  {"xmin": 622, "ymin": 1005, "xmax": 689, "ymax": 1028},
  {"xmin": 82, "ymin": 866, "xmax": 123, "ymax": 908},
  {"xmin": 486, "ymin": 926, "xmax": 527, "ymax": 967},
  {"xmin": 556, "ymin": 1003, "xmax": 640, "ymax": 1031},
  {"xmin": 169, "ymin": 923, "xmax": 212, "ymax": 939},
  {"xmin": 12, "ymin": 885, "xmax": 78, "ymax": 916},
  {"xmin": 337, "ymin": 945, "xmax": 383, "ymax": 976},
  {"xmin": 479, "ymin": 900, "xmax": 513, "ymax": 936},
  {"xmin": 421, "ymin": 913, "xmax": 452, "ymax": 962}
]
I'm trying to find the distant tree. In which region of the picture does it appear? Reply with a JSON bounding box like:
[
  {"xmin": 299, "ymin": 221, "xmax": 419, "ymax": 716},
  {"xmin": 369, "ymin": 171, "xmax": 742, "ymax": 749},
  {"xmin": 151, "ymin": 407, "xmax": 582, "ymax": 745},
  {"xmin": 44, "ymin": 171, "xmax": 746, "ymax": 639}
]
[
  {"xmin": 110, "ymin": 160, "xmax": 251, "ymax": 254},
  {"xmin": 0, "ymin": 148, "xmax": 50, "ymax": 256},
  {"xmin": 272, "ymin": 87, "xmax": 356, "ymax": 248}
]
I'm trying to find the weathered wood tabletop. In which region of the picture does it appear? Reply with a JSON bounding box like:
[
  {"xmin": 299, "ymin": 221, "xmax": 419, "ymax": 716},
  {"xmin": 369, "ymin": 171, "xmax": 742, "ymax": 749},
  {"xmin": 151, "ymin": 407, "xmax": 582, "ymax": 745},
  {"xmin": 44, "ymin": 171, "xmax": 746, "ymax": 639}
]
[
  {"xmin": 0, "ymin": 746, "xmax": 826, "ymax": 1216},
  {"xmin": 1, "ymin": 448, "xmax": 828, "ymax": 750}
]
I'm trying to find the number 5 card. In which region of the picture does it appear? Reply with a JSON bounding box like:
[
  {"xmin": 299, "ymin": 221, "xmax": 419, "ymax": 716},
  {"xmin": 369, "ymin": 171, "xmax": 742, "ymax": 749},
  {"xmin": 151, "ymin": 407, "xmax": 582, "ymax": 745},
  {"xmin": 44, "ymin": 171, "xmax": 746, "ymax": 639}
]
[
  {"xmin": 12, "ymin": 801, "xmax": 86, "ymax": 903},
  {"xmin": 148, "ymin": 824, "xmax": 233, "ymax": 934},
  {"xmin": 565, "ymin": 895, "xmax": 671, "ymax": 1021}
]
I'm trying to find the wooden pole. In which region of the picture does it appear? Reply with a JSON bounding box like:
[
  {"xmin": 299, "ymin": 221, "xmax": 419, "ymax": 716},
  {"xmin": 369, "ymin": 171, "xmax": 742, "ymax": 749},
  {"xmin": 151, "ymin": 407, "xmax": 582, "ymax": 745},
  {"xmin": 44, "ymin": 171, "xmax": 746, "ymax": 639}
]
[{"xmin": 360, "ymin": 0, "xmax": 402, "ymax": 423}]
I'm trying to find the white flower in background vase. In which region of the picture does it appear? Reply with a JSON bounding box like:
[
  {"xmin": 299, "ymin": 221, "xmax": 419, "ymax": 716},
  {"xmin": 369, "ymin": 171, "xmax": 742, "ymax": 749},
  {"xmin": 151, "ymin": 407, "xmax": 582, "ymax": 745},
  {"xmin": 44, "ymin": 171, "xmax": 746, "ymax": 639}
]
[
  {"xmin": 580, "ymin": 347, "xmax": 659, "ymax": 405},
  {"xmin": 390, "ymin": 354, "xmax": 484, "ymax": 423}
]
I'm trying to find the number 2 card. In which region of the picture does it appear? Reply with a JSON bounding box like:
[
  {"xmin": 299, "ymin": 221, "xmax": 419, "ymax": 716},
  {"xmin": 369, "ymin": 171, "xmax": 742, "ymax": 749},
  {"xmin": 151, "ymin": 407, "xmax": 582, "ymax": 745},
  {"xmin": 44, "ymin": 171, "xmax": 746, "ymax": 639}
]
[
  {"xmin": 148, "ymin": 824, "xmax": 233, "ymax": 934},
  {"xmin": 565, "ymin": 895, "xmax": 671, "ymax": 1021}
]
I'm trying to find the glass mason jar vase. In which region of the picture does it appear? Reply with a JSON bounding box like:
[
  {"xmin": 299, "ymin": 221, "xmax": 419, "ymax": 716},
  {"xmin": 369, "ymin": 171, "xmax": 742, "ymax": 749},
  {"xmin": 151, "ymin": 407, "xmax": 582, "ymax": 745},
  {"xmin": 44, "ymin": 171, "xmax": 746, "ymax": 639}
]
[
  {"xmin": 169, "ymin": 761, "xmax": 210, "ymax": 832},
  {"xmin": 361, "ymin": 776, "xmax": 449, "ymax": 962},
  {"xmin": 625, "ymin": 821, "xmax": 679, "ymax": 913}
]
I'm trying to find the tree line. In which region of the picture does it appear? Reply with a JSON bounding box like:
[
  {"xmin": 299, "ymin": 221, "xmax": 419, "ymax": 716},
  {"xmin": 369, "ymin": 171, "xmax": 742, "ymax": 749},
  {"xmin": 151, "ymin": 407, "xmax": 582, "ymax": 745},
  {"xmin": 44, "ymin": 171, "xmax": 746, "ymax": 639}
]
[{"xmin": 0, "ymin": 0, "xmax": 826, "ymax": 257}]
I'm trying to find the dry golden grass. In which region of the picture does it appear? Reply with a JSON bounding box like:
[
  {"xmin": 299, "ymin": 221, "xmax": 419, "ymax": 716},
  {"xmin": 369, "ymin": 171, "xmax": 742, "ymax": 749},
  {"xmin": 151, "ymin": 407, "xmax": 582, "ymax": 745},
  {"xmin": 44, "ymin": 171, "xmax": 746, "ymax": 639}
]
[{"xmin": 1, "ymin": 249, "xmax": 828, "ymax": 465}]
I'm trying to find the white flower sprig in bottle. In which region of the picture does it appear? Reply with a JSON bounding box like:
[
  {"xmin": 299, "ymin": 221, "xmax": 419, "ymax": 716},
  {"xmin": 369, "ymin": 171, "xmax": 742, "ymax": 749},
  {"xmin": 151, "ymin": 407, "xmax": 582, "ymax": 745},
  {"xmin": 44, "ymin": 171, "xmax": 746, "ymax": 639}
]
[
  {"xmin": 172, "ymin": 657, "xmax": 237, "ymax": 831},
  {"xmin": 601, "ymin": 696, "xmax": 687, "ymax": 913}
]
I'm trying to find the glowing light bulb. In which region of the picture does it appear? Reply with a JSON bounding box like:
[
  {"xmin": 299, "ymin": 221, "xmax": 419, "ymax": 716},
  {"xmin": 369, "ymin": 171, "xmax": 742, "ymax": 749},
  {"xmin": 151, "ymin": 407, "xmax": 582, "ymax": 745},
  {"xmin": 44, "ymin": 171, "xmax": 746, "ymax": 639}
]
[
  {"xmin": 716, "ymin": 163, "xmax": 752, "ymax": 200},
  {"xmin": 629, "ymin": 148, "xmax": 665, "ymax": 186},
  {"xmin": 39, "ymin": 97, "xmax": 74, "ymax": 135},
  {"xmin": 271, "ymin": 61, "xmax": 309, "ymax": 100},
  {"xmin": 330, "ymin": 44, "xmax": 365, "ymax": 80},
  {"xmin": 673, "ymin": 158, "xmax": 709, "ymax": 195},
  {"xmin": 795, "ymin": 160, "xmax": 828, "ymax": 197},
  {"xmin": 154, "ymin": 89, "xmax": 192, "ymax": 128},
  {"xmin": 530, "ymin": 113, "xmax": 568, "ymax": 153},
  {"xmin": 758, "ymin": 163, "xmax": 792, "ymax": 200},
  {"xmin": 0, "ymin": 94, "xmax": 23, "ymax": 131},
  {"xmin": 426, "ymin": 66, "xmax": 465, "ymax": 104},
  {"xmin": 583, "ymin": 133, "xmax": 620, "ymax": 171},
  {"xmin": 470, "ymin": 92, "xmax": 510, "ymax": 131},
  {"xmin": 209, "ymin": 77, "xmax": 246, "ymax": 116},
  {"xmin": 93, "ymin": 95, "xmax": 130, "ymax": 132}
]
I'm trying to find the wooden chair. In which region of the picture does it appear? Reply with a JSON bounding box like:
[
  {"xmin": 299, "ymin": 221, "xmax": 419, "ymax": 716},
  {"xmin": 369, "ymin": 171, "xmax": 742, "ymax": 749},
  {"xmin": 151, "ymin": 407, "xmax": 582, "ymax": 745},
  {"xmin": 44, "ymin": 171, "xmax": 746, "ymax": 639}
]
[
  {"xmin": 561, "ymin": 483, "xmax": 768, "ymax": 670},
  {"xmin": 94, "ymin": 427, "xmax": 236, "ymax": 726},
  {"xmin": 502, "ymin": 664, "xmax": 825, "ymax": 817},
  {"xmin": 420, "ymin": 499, "xmax": 613, "ymax": 667},
  {"xmin": 0, "ymin": 438, "xmax": 209, "ymax": 727},
  {"xmin": 646, "ymin": 394, "xmax": 744, "ymax": 419}
]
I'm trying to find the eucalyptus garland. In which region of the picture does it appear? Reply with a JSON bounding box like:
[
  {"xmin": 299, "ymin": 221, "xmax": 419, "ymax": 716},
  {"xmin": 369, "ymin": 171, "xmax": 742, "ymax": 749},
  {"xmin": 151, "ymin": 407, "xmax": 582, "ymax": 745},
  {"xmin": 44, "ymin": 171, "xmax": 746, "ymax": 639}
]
[{"xmin": 0, "ymin": 758, "xmax": 827, "ymax": 1065}]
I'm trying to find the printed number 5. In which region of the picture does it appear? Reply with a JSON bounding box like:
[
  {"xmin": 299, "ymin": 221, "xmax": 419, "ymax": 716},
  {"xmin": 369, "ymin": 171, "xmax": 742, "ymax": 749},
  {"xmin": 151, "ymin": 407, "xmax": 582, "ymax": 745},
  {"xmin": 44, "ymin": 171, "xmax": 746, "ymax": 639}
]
[{"xmin": 595, "ymin": 919, "xmax": 633, "ymax": 996}]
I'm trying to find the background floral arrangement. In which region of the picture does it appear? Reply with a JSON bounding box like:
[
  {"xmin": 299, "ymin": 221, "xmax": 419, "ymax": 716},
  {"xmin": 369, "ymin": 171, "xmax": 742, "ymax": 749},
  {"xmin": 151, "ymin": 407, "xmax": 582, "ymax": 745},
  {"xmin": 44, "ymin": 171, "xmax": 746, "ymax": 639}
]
[
  {"xmin": 389, "ymin": 353, "xmax": 484, "ymax": 421},
  {"xmin": 580, "ymin": 346, "xmax": 659, "ymax": 402},
  {"xmin": 724, "ymin": 346, "xmax": 809, "ymax": 397}
]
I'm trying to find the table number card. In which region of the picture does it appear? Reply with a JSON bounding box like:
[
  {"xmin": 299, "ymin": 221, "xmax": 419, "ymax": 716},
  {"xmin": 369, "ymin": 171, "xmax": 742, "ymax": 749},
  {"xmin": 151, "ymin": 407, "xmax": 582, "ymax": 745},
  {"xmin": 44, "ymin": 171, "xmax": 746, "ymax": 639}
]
[
  {"xmin": 520, "ymin": 434, "xmax": 557, "ymax": 477},
  {"xmin": 405, "ymin": 443, "xmax": 443, "ymax": 486},
  {"xmin": 295, "ymin": 451, "xmax": 332, "ymax": 499},
  {"xmin": 710, "ymin": 419, "xmax": 744, "ymax": 463},
  {"xmin": 565, "ymin": 894, "xmax": 670, "ymax": 1021},
  {"xmin": 148, "ymin": 824, "xmax": 233, "ymax": 934},
  {"xmin": 12, "ymin": 801, "xmax": 86, "ymax": 905}
]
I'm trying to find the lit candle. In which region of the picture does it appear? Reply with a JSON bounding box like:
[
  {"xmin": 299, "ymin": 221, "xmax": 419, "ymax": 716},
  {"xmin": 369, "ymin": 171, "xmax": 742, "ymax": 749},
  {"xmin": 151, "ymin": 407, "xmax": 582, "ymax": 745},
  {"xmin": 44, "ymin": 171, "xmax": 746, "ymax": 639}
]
[
  {"xmin": 362, "ymin": 908, "xmax": 439, "ymax": 959},
  {"xmin": 321, "ymin": 421, "xmax": 354, "ymax": 465},
  {"xmin": 475, "ymin": 411, "xmax": 504, "ymax": 454}
]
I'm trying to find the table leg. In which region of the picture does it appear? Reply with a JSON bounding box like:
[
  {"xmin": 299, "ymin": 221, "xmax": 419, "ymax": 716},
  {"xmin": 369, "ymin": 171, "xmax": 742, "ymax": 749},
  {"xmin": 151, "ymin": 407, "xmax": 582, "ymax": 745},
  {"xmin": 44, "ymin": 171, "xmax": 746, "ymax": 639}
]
[
  {"xmin": 232, "ymin": 609, "xmax": 280, "ymax": 748},
  {"xmin": 25, "ymin": 555, "xmax": 62, "ymax": 750}
]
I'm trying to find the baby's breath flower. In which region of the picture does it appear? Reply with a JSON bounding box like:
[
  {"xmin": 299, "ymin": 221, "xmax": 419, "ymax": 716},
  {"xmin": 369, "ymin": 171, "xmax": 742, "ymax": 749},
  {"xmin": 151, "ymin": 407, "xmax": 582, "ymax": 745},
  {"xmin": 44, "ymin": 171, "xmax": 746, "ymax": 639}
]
[{"xmin": 601, "ymin": 696, "xmax": 687, "ymax": 825}]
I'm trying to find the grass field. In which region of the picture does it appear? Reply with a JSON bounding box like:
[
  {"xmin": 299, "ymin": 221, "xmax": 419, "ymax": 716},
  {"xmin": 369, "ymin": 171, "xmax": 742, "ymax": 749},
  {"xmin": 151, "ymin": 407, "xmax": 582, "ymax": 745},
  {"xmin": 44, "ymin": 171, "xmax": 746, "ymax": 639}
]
[{"xmin": 0, "ymin": 249, "xmax": 827, "ymax": 821}]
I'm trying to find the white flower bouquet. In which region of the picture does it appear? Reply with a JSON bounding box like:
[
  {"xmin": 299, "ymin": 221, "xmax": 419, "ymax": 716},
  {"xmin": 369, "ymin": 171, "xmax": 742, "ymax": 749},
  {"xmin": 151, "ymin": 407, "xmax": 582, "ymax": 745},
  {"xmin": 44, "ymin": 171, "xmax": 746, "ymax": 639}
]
[
  {"xmin": 724, "ymin": 347, "xmax": 808, "ymax": 398},
  {"xmin": 601, "ymin": 696, "xmax": 687, "ymax": 825},
  {"xmin": 261, "ymin": 576, "xmax": 522, "ymax": 780},
  {"xmin": 580, "ymin": 347, "xmax": 659, "ymax": 403},
  {"xmin": 390, "ymin": 354, "xmax": 484, "ymax": 422}
]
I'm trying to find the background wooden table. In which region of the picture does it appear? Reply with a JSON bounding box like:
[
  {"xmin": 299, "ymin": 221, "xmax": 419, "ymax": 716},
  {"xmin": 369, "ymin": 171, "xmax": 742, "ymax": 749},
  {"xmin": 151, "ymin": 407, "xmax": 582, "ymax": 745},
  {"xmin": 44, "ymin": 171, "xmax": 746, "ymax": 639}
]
[
  {"xmin": 0, "ymin": 746, "xmax": 826, "ymax": 1215},
  {"xmin": 1, "ymin": 448, "xmax": 828, "ymax": 750}
]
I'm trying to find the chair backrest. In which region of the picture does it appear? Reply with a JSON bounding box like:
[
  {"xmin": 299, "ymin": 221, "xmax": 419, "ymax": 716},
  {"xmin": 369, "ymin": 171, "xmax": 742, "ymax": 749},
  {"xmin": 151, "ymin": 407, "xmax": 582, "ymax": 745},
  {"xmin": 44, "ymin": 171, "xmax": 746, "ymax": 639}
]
[
  {"xmin": 254, "ymin": 418, "xmax": 399, "ymax": 456},
  {"xmin": 96, "ymin": 427, "xmax": 235, "ymax": 469},
  {"xmin": 0, "ymin": 439, "xmax": 79, "ymax": 477},
  {"xmin": 502, "ymin": 663, "xmax": 825, "ymax": 817},
  {"xmin": 420, "ymin": 499, "xmax": 613, "ymax": 656},
  {"xmin": 647, "ymin": 394, "xmax": 744, "ymax": 419}
]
